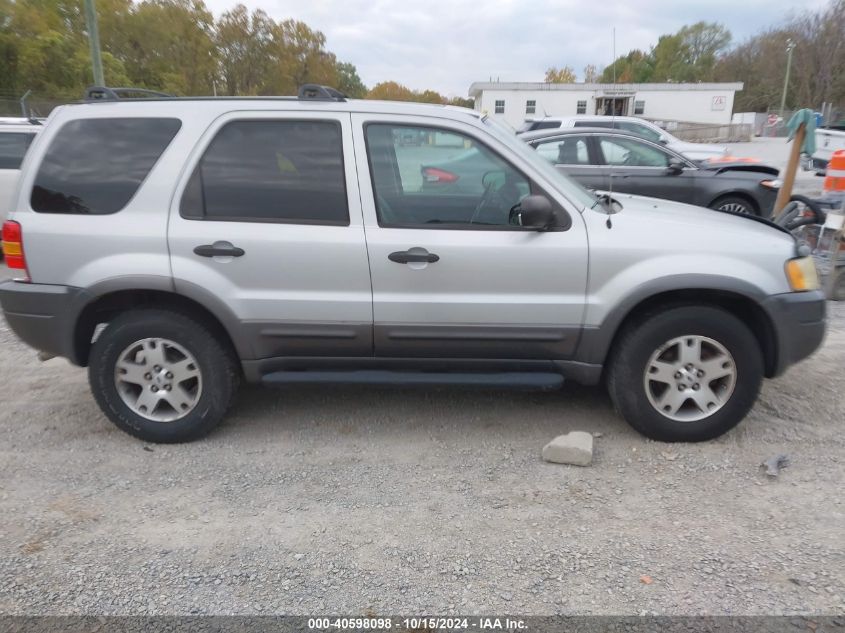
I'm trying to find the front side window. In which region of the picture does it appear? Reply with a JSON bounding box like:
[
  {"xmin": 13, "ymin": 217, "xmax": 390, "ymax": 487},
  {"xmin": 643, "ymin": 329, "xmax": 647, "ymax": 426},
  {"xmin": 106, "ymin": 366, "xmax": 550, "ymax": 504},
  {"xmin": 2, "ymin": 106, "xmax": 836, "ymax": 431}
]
[
  {"xmin": 534, "ymin": 136, "xmax": 591, "ymax": 165},
  {"xmin": 180, "ymin": 120, "xmax": 348, "ymax": 225},
  {"xmin": 0, "ymin": 132, "xmax": 36, "ymax": 170},
  {"xmin": 598, "ymin": 136, "xmax": 670, "ymax": 167},
  {"xmin": 365, "ymin": 123, "xmax": 533, "ymax": 228},
  {"xmin": 634, "ymin": 100, "xmax": 645, "ymax": 115},
  {"xmin": 31, "ymin": 118, "xmax": 181, "ymax": 214},
  {"xmin": 576, "ymin": 100, "xmax": 587, "ymax": 114},
  {"xmin": 494, "ymin": 100, "xmax": 505, "ymax": 114},
  {"xmin": 525, "ymin": 100, "xmax": 536, "ymax": 114}
]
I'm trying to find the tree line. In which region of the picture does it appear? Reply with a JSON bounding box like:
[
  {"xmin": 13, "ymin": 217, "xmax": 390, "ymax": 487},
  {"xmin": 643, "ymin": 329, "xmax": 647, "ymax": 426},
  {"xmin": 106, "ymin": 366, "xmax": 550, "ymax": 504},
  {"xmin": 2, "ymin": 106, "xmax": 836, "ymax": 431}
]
[
  {"xmin": 544, "ymin": 0, "xmax": 844, "ymax": 112},
  {"xmin": 0, "ymin": 0, "xmax": 470, "ymax": 107}
]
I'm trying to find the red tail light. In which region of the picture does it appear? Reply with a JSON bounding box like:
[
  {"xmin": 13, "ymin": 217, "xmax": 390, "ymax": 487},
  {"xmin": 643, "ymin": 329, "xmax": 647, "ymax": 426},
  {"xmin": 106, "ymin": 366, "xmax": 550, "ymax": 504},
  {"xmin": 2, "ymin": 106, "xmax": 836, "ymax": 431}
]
[
  {"xmin": 2, "ymin": 220, "xmax": 29, "ymax": 279},
  {"xmin": 422, "ymin": 167, "xmax": 459, "ymax": 184}
]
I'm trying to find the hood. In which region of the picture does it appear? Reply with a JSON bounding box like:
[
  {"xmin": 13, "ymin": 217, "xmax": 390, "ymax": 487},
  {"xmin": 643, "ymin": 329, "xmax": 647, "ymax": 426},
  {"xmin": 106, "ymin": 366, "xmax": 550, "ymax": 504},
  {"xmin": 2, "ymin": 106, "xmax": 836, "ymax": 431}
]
[
  {"xmin": 669, "ymin": 139, "xmax": 728, "ymax": 159},
  {"xmin": 698, "ymin": 160, "xmax": 780, "ymax": 177},
  {"xmin": 583, "ymin": 192, "xmax": 799, "ymax": 300},
  {"xmin": 593, "ymin": 190, "xmax": 794, "ymax": 244}
]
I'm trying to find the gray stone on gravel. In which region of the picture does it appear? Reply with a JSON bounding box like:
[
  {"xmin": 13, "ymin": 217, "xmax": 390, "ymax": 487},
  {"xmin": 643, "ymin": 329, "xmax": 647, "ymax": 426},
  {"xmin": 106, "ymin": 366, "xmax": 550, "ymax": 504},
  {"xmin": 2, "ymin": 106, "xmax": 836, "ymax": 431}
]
[{"xmin": 541, "ymin": 431, "xmax": 593, "ymax": 466}]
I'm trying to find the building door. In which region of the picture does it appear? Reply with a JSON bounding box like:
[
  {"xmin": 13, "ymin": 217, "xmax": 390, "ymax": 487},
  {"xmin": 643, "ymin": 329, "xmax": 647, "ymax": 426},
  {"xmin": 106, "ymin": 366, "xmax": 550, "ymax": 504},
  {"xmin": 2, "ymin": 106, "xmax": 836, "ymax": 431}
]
[{"xmin": 596, "ymin": 98, "xmax": 629, "ymax": 116}]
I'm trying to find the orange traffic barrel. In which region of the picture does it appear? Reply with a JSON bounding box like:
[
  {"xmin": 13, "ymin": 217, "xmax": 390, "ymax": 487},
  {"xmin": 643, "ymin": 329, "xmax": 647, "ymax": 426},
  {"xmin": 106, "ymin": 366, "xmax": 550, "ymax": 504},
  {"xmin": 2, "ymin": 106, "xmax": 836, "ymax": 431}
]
[{"xmin": 823, "ymin": 149, "xmax": 845, "ymax": 192}]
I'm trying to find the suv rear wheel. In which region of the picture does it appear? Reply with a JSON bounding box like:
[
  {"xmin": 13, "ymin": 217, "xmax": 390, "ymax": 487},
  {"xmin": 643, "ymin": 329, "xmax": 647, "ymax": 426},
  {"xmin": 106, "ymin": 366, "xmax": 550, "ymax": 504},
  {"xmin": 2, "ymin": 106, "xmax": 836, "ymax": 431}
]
[
  {"xmin": 607, "ymin": 305, "xmax": 763, "ymax": 442},
  {"xmin": 88, "ymin": 309, "xmax": 239, "ymax": 443}
]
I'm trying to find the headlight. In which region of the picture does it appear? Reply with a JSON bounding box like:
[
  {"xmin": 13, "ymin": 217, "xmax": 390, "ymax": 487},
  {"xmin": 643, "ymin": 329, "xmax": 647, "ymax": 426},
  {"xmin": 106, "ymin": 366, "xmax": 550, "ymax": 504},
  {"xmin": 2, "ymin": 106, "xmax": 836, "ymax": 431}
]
[
  {"xmin": 785, "ymin": 256, "xmax": 820, "ymax": 291},
  {"xmin": 761, "ymin": 179, "xmax": 782, "ymax": 189}
]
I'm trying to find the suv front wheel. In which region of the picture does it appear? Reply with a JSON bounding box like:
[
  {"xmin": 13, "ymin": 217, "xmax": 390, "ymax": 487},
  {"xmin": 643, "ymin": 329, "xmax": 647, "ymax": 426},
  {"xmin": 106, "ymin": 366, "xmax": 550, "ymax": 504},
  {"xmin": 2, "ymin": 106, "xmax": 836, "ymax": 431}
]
[
  {"xmin": 607, "ymin": 305, "xmax": 763, "ymax": 442},
  {"xmin": 89, "ymin": 309, "xmax": 239, "ymax": 443}
]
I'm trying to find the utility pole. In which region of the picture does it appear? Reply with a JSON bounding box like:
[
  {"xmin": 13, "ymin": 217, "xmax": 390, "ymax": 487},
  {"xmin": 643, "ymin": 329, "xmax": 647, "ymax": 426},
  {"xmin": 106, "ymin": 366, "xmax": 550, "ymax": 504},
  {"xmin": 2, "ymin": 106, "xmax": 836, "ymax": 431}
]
[
  {"xmin": 779, "ymin": 39, "xmax": 795, "ymax": 120},
  {"xmin": 83, "ymin": 0, "xmax": 105, "ymax": 86}
]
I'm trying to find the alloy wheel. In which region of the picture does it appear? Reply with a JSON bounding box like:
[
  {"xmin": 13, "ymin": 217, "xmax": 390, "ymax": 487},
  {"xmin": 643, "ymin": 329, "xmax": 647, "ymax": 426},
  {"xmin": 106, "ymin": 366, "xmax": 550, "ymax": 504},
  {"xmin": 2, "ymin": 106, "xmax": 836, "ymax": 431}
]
[
  {"xmin": 113, "ymin": 338, "xmax": 202, "ymax": 422},
  {"xmin": 643, "ymin": 335, "xmax": 737, "ymax": 422}
]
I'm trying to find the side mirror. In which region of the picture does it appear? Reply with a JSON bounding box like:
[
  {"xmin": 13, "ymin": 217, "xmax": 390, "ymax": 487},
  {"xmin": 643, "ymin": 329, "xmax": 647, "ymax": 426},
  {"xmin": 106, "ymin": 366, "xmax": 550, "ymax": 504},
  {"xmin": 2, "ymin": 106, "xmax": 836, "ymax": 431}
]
[
  {"xmin": 658, "ymin": 136, "xmax": 669, "ymax": 145},
  {"xmin": 516, "ymin": 195, "xmax": 556, "ymax": 230},
  {"xmin": 666, "ymin": 159, "xmax": 685, "ymax": 175}
]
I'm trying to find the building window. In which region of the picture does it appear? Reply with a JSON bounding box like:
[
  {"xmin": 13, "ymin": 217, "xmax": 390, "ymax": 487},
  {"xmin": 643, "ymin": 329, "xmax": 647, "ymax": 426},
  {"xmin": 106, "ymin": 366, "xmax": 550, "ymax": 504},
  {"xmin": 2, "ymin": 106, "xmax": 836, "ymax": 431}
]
[
  {"xmin": 525, "ymin": 100, "xmax": 536, "ymax": 115},
  {"xmin": 576, "ymin": 100, "xmax": 587, "ymax": 115},
  {"xmin": 634, "ymin": 100, "xmax": 645, "ymax": 115},
  {"xmin": 494, "ymin": 100, "xmax": 505, "ymax": 114}
]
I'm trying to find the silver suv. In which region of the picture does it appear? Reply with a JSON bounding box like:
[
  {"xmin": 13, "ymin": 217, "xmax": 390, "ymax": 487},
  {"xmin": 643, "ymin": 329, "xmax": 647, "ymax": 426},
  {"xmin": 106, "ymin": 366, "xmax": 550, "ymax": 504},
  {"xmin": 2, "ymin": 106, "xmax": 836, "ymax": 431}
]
[{"xmin": 0, "ymin": 86, "xmax": 826, "ymax": 443}]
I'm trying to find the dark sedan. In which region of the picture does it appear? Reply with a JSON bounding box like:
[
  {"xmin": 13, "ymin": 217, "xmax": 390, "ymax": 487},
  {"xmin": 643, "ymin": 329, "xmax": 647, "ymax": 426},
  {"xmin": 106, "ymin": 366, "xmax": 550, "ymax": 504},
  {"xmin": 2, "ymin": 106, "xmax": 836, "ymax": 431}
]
[{"xmin": 520, "ymin": 128, "xmax": 781, "ymax": 216}]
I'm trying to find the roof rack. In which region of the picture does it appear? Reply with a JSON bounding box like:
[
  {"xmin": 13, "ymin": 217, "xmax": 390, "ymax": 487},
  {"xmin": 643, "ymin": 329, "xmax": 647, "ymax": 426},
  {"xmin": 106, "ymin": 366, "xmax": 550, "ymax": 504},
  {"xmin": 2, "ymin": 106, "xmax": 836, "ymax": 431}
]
[
  {"xmin": 84, "ymin": 86, "xmax": 174, "ymax": 101},
  {"xmin": 297, "ymin": 84, "xmax": 347, "ymax": 102},
  {"xmin": 81, "ymin": 84, "xmax": 347, "ymax": 103}
]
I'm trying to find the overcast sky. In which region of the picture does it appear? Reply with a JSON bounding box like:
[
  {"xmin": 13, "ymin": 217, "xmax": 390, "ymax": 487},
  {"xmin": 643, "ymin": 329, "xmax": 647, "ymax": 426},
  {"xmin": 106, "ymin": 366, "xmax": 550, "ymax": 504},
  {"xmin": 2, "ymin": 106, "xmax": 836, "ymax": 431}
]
[{"xmin": 203, "ymin": 0, "xmax": 830, "ymax": 97}]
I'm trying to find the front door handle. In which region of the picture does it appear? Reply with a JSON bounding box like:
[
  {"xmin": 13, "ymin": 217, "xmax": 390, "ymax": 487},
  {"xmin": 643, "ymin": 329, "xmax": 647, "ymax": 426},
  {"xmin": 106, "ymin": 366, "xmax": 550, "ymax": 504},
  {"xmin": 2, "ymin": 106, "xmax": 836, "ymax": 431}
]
[
  {"xmin": 194, "ymin": 242, "xmax": 245, "ymax": 258},
  {"xmin": 388, "ymin": 249, "xmax": 440, "ymax": 264}
]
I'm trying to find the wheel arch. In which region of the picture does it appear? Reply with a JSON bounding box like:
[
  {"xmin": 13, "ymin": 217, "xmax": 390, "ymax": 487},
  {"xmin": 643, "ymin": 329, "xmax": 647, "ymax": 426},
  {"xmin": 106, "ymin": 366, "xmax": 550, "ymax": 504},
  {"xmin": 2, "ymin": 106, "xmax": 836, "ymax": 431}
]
[
  {"xmin": 71, "ymin": 281, "xmax": 249, "ymax": 367},
  {"xmin": 708, "ymin": 191, "xmax": 760, "ymax": 215},
  {"xmin": 578, "ymin": 282, "xmax": 779, "ymax": 379}
]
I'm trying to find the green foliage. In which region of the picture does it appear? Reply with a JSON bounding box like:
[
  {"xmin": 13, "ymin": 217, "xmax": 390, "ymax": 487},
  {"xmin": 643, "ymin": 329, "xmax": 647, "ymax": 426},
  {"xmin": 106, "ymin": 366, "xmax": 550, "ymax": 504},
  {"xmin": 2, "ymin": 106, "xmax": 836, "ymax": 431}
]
[
  {"xmin": 446, "ymin": 96, "xmax": 474, "ymax": 108},
  {"xmin": 715, "ymin": 0, "xmax": 845, "ymax": 111},
  {"xmin": 0, "ymin": 0, "xmax": 374, "ymax": 101},
  {"xmin": 600, "ymin": 22, "xmax": 730, "ymax": 83},
  {"xmin": 335, "ymin": 61, "xmax": 366, "ymax": 98},
  {"xmin": 600, "ymin": 49, "xmax": 653, "ymax": 83}
]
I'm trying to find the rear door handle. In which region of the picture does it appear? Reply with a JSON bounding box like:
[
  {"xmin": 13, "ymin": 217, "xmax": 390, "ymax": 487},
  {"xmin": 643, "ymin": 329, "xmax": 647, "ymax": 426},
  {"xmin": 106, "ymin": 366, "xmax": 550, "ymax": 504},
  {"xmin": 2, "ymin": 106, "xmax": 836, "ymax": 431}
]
[
  {"xmin": 193, "ymin": 242, "xmax": 245, "ymax": 258},
  {"xmin": 388, "ymin": 249, "xmax": 440, "ymax": 264}
]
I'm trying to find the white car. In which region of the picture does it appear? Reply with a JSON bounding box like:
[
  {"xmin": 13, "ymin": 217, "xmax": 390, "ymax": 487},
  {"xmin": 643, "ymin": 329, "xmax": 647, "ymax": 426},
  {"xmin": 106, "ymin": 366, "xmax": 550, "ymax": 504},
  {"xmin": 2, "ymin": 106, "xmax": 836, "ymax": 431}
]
[
  {"xmin": 0, "ymin": 118, "xmax": 41, "ymax": 218},
  {"xmin": 517, "ymin": 115, "xmax": 729, "ymax": 162},
  {"xmin": 811, "ymin": 126, "xmax": 845, "ymax": 173}
]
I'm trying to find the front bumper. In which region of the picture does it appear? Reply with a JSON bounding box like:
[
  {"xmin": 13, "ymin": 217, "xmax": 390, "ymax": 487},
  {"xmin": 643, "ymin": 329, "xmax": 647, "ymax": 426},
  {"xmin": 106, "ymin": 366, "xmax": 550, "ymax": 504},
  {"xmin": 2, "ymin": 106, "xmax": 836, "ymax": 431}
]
[
  {"xmin": 0, "ymin": 280, "xmax": 85, "ymax": 363},
  {"xmin": 761, "ymin": 290, "xmax": 826, "ymax": 376}
]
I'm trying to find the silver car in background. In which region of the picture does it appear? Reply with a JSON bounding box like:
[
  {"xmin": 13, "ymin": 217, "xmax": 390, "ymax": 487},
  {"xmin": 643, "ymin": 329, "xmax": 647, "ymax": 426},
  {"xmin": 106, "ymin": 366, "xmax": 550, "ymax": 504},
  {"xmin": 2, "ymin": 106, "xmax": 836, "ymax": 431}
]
[{"xmin": 517, "ymin": 115, "xmax": 729, "ymax": 162}]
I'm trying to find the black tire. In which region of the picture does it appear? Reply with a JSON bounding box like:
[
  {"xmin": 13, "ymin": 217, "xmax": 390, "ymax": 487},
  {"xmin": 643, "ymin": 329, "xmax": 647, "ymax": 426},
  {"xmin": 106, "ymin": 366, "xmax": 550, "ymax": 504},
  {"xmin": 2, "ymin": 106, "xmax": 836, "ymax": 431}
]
[
  {"xmin": 709, "ymin": 195, "xmax": 757, "ymax": 216},
  {"xmin": 88, "ymin": 309, "xmax": 239, "ymax": 443},
  {"xmin": 607, "ymin": 305, "xmax": 763, "ymax": 442}
]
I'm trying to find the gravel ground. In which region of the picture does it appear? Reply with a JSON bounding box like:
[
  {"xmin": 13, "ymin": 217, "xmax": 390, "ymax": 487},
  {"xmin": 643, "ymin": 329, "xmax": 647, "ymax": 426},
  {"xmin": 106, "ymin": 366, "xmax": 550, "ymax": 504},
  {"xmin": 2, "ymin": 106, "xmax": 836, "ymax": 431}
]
[{"xmin": 0, "ymin": 286, "xmax": 843, "ymax": 616}]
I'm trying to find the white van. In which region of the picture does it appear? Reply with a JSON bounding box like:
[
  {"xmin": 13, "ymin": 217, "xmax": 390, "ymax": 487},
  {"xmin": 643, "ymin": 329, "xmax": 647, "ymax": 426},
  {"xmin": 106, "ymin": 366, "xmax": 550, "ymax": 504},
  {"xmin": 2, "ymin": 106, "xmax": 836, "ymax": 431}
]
[{"xmin": 0, "ymin": 118, "xmax": 41, "ymax": 217}]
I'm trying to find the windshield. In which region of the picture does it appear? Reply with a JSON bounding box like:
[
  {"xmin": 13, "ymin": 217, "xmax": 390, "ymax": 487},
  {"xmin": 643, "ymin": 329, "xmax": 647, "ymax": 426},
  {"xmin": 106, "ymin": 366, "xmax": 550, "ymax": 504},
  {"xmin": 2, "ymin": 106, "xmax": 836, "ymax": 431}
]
[{"xmin": 482, "ymin": 117, "xmax": 596, "ymax": 210}]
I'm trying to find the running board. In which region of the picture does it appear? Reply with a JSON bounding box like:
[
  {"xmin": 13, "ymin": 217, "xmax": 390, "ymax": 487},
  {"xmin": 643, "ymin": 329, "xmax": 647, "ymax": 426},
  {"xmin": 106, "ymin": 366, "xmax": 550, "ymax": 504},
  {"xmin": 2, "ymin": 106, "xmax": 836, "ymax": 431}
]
[{"xmin": 261, "ymin": 370, "xmax": 564, "ymax": 390}]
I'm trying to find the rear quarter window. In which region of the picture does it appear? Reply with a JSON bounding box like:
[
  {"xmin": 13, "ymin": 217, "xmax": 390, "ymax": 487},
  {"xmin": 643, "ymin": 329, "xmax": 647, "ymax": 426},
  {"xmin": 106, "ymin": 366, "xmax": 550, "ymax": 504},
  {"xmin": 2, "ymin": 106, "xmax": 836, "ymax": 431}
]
[{"xmin": 31, "ymin": 118, "xmax": 181, "ymax": 214}]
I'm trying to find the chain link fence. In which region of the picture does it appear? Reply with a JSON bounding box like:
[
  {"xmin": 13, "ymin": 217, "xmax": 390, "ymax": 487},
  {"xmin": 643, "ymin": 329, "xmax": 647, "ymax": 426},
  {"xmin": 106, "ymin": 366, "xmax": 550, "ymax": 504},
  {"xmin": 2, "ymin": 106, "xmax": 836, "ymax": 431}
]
[{"xmin": 0, "ymin": 95, "xmax": 69, "ymax": 119}]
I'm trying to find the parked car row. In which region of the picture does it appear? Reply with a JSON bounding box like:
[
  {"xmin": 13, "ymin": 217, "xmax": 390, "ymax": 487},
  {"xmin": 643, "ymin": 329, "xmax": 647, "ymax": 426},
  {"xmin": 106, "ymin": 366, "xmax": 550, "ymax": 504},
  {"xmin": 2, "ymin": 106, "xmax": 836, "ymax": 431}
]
[{"xmin": 517, "ymin": 115, "xmax": 729, "ymax": 162}]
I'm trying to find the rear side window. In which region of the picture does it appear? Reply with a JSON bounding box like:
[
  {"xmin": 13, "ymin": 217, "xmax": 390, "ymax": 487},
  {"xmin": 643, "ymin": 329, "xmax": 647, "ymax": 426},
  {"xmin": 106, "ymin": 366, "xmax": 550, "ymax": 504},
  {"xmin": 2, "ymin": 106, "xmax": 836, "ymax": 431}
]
[
  {"xmin": 0, "ymin": 132, "xmax": 36, "ymax": 170},
  {"xmin": 31, "ymin": 118, "xmax": 180, "ymax": 215},
  {"xmin": 180, "ymin": 120, "xmax": 348, "ymax": 225},
  {"xmin": 574, "ymin": 120, "xmax": 612, "ymax": 129}
]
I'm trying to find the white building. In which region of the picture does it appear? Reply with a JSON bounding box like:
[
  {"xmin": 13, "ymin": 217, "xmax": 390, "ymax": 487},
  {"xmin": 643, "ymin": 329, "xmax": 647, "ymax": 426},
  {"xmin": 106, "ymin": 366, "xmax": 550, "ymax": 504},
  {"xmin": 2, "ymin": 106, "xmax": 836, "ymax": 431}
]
[{"xmin": 469, "ymin": 82, "xmax": 744, "ymax": 129}]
